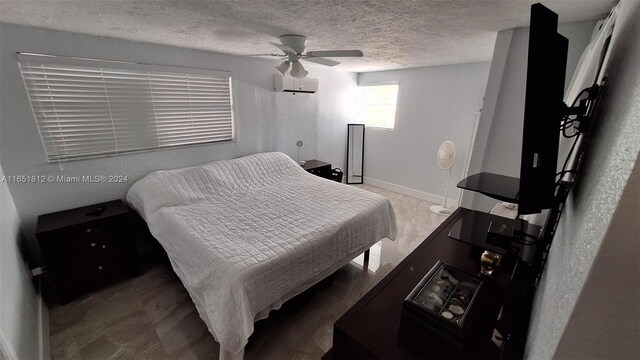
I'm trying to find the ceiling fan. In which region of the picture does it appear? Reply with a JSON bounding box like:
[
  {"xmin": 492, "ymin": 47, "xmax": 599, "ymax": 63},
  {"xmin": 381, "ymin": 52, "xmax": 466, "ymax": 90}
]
[{"xmin": 258, "ymin": 34, "xmax": 363, "ymax": 79}]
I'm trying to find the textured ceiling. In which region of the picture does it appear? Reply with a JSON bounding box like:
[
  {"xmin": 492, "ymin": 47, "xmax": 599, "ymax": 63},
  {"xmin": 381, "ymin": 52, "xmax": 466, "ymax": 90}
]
[{"xmin": 0, "ymin": 0, "xmax": 615, "ymax": 72}]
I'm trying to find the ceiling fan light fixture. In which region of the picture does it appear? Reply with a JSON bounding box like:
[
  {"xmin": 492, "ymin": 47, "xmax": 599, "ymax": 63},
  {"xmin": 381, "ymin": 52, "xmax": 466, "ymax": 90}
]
[
  {"xmin": 290, "ymin": 62, "xmax": 308, "ymax": 79},
  {"xmin": 276, "ymin": 61, "xmax": 290, "ymax": 76}
]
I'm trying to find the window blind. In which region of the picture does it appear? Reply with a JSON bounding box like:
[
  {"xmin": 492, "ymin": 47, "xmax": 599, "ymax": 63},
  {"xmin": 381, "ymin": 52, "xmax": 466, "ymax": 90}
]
[
  {"xmin": 358, "ymin": 82, "xmax": 399, "ymax": 130},
  {"xmin": 17, "ymin": 53, "xmax": 234, "ymax": 162}
]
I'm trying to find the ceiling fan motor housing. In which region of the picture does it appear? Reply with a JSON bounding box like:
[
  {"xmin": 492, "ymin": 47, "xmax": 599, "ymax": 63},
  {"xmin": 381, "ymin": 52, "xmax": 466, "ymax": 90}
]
[{"xmin": 279, "ymin": 34, "xmax": 308, "ymax": 54}]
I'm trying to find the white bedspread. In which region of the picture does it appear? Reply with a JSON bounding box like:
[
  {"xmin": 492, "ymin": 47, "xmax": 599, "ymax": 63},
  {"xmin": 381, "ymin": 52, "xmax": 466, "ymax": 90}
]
[{"xmin": 126, "ymin": 152, "xmax": 397, "ymax": 359}]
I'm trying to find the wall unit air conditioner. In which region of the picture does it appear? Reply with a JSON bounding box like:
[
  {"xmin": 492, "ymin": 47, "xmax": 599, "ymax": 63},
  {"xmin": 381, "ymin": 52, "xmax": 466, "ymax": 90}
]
[{"xmin": 274, "ymin": 74, "xmax": 319, "ymax": 94}]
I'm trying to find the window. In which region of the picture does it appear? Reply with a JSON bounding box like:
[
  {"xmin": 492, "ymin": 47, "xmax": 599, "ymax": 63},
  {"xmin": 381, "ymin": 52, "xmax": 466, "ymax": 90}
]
[
  {"xmin": 358, "ymin": 82, "xmax": 399, "ymax": 129},
  {"xmin": 18, "ymin": 53, "xmax": 234, "ymax": 162}
]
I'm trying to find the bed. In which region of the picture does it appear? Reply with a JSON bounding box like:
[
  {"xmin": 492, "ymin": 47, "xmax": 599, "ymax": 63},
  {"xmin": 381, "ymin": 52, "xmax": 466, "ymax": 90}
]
[{"xmin": 126, "ymin": 152, "xmax": 397, "ymax": 359}]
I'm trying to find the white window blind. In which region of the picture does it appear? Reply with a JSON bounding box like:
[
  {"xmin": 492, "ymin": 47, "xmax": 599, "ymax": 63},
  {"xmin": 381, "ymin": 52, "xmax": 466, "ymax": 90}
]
[
  {"xmin": 358, "ymin": 82, "xmax": 399, "ymax": 130},
  {"xmin": 17, "ymin": 53, "xmax": 234, "ymax": 162}
]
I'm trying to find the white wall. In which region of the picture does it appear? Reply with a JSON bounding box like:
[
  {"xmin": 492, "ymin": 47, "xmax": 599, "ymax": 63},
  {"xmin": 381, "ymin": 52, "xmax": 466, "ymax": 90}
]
[
  {"xmin": 464, "ymin": 20, "xmax": 597, "ymax": 211},
  {"xmin": 0, "ymin": 23, "xmax": 357, "ymax": 241},
  {"xmin": 553, "ymin": 155, "xmax": 639, "ymax": 359},
  {"xmin": 316, "ymin": 81, "xmax": 359, "ymax": 172},
  {"xmin": 526, "ymin": 1, "xmax": 640, "ymax": 357},
  {"xmin": 0, "ymin": 162, "xmax": 42, "ymax": 360},
  {"xmin": 346, "ymin": 63, "xmax": 490, "ymax": 203}
]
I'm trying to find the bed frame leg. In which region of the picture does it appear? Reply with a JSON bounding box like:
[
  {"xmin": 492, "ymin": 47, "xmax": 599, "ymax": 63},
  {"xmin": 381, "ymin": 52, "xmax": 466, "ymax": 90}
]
[{"xmin": 363, "ymin": 249, "xmax": 370, "ymax": 264}]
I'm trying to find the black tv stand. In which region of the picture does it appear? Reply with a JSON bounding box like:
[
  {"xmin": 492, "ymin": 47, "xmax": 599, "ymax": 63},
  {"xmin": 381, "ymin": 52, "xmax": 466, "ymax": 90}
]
[{"xmin": 456, "ymin": 172, "xmax": 521, "ymax": 204}]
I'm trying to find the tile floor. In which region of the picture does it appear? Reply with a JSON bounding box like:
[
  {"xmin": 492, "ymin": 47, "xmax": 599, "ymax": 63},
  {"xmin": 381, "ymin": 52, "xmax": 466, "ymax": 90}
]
[{"xmin": 48, "ymin": 185, "xmax": 449, "ymax": 360}]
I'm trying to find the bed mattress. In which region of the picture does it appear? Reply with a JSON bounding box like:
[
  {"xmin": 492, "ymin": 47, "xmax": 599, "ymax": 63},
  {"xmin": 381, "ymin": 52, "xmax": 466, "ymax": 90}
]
[{"xmin": 126, "ymin": 152, "xmax": 397, "ymax": 359}]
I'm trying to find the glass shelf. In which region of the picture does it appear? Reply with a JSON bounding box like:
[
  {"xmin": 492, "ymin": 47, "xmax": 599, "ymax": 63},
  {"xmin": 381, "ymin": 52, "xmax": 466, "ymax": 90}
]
[
  {"xmin": 448, "ymin": 210, "xmax": 541, "ymax": 264},
  {"xmin": 457, "ymin": 172, "xmax": 521, "ymax": 204}
]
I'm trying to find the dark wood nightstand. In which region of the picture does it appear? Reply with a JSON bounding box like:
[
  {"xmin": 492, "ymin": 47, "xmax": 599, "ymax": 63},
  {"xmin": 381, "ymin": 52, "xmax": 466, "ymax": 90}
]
[
  {"xmin": 36, "ymin": 200, "xmax": 143, "ymax": 304},
  {"xmin": 302, "ymin": 159, "xmax": 332, "ymax": 180}
]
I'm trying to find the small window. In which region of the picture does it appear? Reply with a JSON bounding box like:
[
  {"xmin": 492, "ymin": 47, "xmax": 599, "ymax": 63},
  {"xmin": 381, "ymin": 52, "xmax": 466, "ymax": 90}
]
[
  {"xmin": 17, "ymin": 53, "xmax": 234, "ymax": 162},
  {"xmin": 358, "ymin": 82, "xmax": 399, "ymax": 130}
]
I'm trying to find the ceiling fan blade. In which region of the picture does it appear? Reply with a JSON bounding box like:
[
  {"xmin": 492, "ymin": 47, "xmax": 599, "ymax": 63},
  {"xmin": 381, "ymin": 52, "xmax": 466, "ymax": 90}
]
[
  {"xmin": 306, "ymin": 50, "xmax": 363, "ymax": 58},
  {"xmin": 269, "ymin": 42, "xmax": 297, "ymax": 55},
  {"xmin": 246, "ymin": 53, "xmax": 285, "ymax": 57},
  {"xmin": 305, "ymin": 57, "xmax": 341, "ymax": 67}
]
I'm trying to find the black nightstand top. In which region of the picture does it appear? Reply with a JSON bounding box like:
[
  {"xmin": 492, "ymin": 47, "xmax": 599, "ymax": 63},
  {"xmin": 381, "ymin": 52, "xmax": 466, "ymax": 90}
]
[
  {"xmin": 302, "ymin": 159, "xmax": 331, "ymax": 171},
  {"xmin": 36, "ymin": 200, "xmax": 127, "ymax": 233}
]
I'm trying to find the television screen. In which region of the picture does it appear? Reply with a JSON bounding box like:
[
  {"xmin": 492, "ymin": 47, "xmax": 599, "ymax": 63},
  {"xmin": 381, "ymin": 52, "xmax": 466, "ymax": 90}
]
[{"xmin": 518, "ymin": 3, "xmax": 568, "ymax": 214}]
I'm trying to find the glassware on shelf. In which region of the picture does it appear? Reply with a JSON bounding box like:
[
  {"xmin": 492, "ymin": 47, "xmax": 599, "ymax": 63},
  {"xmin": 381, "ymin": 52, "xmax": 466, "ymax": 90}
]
[{"xmin": 480, "ymin": 250, "xmax": 502, "ymax": 276}]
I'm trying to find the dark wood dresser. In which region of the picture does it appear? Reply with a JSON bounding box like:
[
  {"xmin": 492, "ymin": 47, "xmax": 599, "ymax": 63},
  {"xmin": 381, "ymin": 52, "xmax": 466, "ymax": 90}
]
[
  {"xmin": 326, "ymin": 208, "xmax": 539, "ymax": 359},
  {"xmin": 36, "ymin": 200, "xmax": 143, "ymax": 304}
]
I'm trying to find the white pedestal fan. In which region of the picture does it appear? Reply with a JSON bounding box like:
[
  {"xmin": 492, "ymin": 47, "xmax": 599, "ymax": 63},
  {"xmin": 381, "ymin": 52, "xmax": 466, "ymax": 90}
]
[{"xmin": 430, "ymin": 140, "xmax": 456, "ymax": 215}]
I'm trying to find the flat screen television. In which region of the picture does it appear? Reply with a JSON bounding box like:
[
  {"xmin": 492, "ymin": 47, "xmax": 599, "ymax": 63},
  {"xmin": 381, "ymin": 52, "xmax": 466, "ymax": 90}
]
[
  {"xmin": 518, "ymin": 3, "xmax": 568, "ymax": 214},
  {"xmin": 457, "ymin": 3, "xmax": 568, "ymax": 216}
]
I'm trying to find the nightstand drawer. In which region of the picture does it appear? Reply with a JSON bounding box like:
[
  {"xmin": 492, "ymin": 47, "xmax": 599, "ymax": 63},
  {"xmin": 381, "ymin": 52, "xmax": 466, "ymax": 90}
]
[
  {"xmin": 307, "ymin": 166, "xmax": 331, "ymax": 176},
  {"xmin": 36, "ymin": 200, "xmax": 142, "ymax": 304}
]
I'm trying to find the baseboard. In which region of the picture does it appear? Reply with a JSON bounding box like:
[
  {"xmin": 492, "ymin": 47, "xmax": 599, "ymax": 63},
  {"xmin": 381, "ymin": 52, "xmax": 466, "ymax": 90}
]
[{"xmin": 363, "ymin": 177, "xmax": 458, "ymax": 208}]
